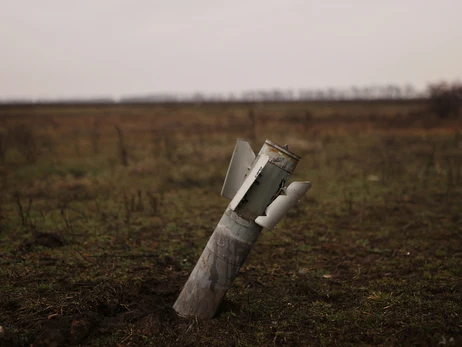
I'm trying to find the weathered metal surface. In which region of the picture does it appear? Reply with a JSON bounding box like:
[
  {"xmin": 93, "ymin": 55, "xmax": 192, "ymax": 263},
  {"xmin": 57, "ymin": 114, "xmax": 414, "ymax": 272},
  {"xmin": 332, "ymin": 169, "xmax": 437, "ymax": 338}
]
[
  {"xmin": 172, "ymin": 246, "xmax": 230, "ymax": 319},
  {"xmin": 221, "ymin": 139, "xmax": 256, "ymax": 200},
  {"xmin": 229, "ymin": 154, "xmax": 269, "ymax": 212},
  {"xmin": 173, "ymin": 207, "xmax": 262, "ymax": 319},
  {"xmin": 258, "ymin": 139, "xmax": 300, "ymax": 173},
  {"xmin": 173, "ymin": 138, "xmax": 311, "ymax": 320}
]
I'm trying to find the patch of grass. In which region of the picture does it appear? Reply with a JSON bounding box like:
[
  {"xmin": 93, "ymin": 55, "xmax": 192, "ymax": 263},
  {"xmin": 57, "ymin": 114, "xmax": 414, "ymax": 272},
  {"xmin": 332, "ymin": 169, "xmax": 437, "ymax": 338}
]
[{"xmin": 0, "ymin": 101, "xmax": 461, "ymax": 346}]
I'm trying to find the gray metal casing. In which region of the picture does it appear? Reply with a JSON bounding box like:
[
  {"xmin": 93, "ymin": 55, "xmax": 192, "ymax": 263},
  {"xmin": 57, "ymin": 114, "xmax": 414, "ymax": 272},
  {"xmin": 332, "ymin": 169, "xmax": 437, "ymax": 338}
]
[{"xmin": 173, "ymin": 139, "xmax": 311, "ymax": 319}]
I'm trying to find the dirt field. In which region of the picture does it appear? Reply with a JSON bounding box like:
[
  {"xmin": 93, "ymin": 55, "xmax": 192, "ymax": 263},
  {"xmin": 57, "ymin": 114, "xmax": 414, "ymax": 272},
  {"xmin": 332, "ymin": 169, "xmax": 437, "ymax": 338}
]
[{"xmin": 0, "ymin": 101, "xmax": 461, "ymax": 346}]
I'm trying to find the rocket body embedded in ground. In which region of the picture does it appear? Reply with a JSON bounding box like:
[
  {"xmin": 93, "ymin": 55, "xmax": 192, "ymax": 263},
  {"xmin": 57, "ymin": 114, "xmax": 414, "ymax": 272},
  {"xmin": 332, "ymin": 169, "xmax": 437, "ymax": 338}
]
[{"xmin": 173, "ymin": 139, "xmax": 311, "ymax": 319}]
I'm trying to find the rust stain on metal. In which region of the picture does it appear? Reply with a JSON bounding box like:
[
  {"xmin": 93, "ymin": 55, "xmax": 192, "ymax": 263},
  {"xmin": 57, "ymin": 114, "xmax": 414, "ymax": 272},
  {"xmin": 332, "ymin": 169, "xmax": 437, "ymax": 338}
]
[{"xmin": 259, "ymin": 139, "xmax": 300, "ymax": 173}]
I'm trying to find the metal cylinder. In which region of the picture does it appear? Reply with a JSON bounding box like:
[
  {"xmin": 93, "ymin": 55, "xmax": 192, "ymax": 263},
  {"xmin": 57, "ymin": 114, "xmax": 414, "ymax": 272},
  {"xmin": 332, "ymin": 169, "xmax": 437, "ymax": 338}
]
[
  {"xmin": 173, "ymin": 207, "xmax": 262, "ymax": 319},
  {"xmin": 259, "ymin": 139, "xmax": 300, "ymax": 173}
]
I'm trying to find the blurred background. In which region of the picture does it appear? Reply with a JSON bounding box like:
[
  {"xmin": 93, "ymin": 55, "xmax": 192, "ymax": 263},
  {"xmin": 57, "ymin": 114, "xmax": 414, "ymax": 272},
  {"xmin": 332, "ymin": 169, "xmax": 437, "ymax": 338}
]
[
  {"xmin": 0, "ymin": 1, "xmax": 461, "ymax": 346},
  {"xmin": 1, "ymin": 0, "xmax": 461, "ymax": 101}
]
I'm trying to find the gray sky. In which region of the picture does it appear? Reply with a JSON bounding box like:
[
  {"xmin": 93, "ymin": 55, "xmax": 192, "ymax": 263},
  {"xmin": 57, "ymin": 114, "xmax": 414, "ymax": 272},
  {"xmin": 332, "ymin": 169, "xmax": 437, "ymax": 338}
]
[{"xmin": 1, "ymin": 0, "xmax": 461, "ymax": 99}]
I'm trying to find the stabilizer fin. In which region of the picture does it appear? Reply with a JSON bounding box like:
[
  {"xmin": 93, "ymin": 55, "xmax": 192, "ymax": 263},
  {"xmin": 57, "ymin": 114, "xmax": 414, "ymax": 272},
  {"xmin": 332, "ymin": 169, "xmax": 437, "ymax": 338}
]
[
  {"xmin": 221, "ymin": 139, "xmax": 256, "ymax": 200},
  {"xmin": 255, "ymin": 181, "xmax": 311, "ymax": 230},
  {"xmin": 229, "ymin": 154, "xmax": 269, "ymax": 210}
]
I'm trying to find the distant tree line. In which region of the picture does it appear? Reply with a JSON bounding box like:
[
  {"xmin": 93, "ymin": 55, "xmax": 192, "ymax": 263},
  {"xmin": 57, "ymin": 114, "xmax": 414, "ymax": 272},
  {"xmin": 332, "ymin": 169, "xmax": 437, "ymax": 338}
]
[
  {"xmin": 121, "ymin": 84, "xmax": 423, "ymax": 103},
  {"xmin": 1, "ymin": 83, "xmax": 460, "ymax": 113}
]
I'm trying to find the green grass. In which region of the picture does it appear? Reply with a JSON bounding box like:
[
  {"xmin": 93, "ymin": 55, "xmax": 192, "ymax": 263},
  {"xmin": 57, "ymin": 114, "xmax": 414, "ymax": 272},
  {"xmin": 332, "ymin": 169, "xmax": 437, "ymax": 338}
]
[{"xmin": 0, "ymin": 102, "xmax": 461, "ymax": 346}]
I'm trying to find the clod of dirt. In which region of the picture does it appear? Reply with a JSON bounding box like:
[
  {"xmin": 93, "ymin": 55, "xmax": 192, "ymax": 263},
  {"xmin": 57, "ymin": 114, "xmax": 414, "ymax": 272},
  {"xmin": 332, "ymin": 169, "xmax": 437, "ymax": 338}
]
[
  {"xmin": 33, "ymin": 232, "xmax": 65, "ymax": 248},
  {"xmin": 34, "ymin": 316, "xmax": 72, "ymax": 347},
  {"xmin": 98, "ymin": 317, "xmax": 121, "ymax": 335},
  {"xmin": 34, "ymin": 329, "xmax": 67, "ymax": 347},
  {"xmin": 118, "ymin": 309, "xmax": 146, "ymax": 323},
  {"xmin": 69, "ymin": 312, "xmax": 99, "ymax": 345},
  {"xmin": 160, "ymin": 254, "xmax": 181, "ymax": 270},
  {"xmin": 0, "ymin": 329, "xmax": 34, "ymax": 347},
  {"xmin": 96, "ymin": 300, "xmax": 127, "ymax": 317},
  {"xmin": 33, "ymin": 312, "xmax": 100, "ymax": 346},
  {"xmin": 2, "ymin": 299, "xmax": 21, "ymax": 312},
  {"xmin": 136, "ymin": 314, "xmax": 163, "ymax": 335},
  {"xmin": 135, "ymin": 306, "xmax": 180, "ymax": 337}
]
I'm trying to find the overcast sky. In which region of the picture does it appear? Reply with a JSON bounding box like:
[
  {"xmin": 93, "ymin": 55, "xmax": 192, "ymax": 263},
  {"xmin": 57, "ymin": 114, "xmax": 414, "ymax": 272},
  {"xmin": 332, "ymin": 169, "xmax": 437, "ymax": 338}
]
[{"xmin": 1, "ymin": 0, "xmax": 461, "ymax": 99}]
